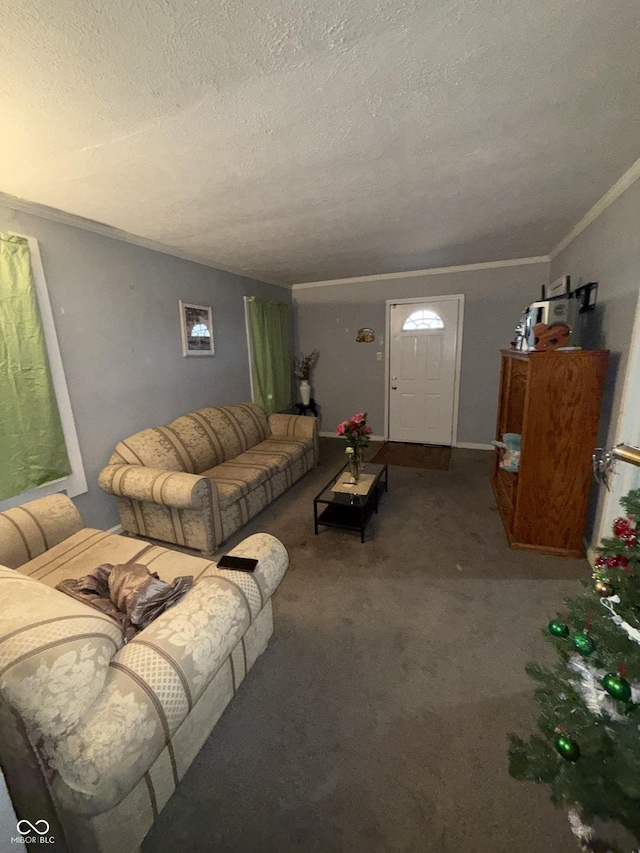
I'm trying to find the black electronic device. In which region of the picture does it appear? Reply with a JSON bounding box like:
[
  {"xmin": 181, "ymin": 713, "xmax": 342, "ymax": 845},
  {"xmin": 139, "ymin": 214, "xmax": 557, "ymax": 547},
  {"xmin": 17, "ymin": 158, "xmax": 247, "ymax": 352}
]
[
  {"xmin": 574, "ymin": 281, "xmax": 598, "ymax": 313},
  {"xmin": 216, "ymin": 554, "xmax": 258, "ymax": 573}
]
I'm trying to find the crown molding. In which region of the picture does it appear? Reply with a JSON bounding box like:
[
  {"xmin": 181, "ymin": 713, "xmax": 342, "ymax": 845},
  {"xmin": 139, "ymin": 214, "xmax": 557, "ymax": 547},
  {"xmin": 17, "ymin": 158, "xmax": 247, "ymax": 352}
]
[
  {"xmin": 549, "ymin": 156, "xmax": 640, "ymax": 261},
  {"xmin": 0, "ymin": 192, "xmax": 290, "ymax": 289},
  {"xmin": 291, "ymin": 255, "xmax": 550, "ymax": 290}
]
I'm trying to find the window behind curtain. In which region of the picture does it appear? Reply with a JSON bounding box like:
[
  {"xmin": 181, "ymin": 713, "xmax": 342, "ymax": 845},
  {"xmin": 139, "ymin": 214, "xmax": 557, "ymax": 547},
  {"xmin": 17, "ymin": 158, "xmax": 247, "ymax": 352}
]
[
  {"xmin": 0, "ymin": 233, "xmax": 71, "ymax": 500},
  {"xmin": 246, "ymin": 296, "xmax": 293, "ymax": 413}
]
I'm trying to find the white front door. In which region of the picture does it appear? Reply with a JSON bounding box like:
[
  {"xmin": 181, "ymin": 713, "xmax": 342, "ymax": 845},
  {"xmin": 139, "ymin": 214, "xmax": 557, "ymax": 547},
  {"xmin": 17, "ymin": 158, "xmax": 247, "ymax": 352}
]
[{"xmin": 388, "ymin": 297, "xmax": 462, "ymax": 445}]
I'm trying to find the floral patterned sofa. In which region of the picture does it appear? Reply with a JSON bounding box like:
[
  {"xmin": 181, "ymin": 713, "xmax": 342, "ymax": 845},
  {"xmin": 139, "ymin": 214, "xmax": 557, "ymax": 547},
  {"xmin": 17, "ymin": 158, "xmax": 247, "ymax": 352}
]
[
  {"xmin": 0, "ymin": 494, "xmax": 288, "ymax": 853},
  {"xmin": 99, "ymin": 403, "xmax": 317, "ymax": 555}
]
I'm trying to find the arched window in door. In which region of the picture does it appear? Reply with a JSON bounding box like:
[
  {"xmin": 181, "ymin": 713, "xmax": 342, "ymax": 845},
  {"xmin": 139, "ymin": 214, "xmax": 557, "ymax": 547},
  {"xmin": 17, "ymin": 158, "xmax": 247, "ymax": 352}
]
[{"xmin": 402, "ymin": 309, "xmax": 444, "ymax": 330}]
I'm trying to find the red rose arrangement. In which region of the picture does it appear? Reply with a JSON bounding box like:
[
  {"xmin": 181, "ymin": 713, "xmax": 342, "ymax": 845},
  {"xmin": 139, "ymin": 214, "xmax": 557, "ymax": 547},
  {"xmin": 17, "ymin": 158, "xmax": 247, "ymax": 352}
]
[{"xmin": 335, "ymin": 412, "xmax": 372, "ymax": 453}]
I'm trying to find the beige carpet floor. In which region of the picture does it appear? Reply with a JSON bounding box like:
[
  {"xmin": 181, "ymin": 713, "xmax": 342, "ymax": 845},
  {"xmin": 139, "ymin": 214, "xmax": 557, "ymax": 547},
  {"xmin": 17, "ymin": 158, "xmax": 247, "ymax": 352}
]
[
  {"xmin": 142, "ymin": 439, "xmax": 628, "ymax": 853},
  {"xmin": 370, "ymin": 441, "xmax": 452, "ymax": 470}
]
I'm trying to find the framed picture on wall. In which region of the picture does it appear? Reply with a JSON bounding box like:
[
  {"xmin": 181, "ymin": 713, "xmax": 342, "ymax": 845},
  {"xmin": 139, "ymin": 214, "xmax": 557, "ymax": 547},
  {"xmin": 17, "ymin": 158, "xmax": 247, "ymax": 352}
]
[{"xmin": 179, "ymin": 300, "xmax": 214, "ymax": 357}]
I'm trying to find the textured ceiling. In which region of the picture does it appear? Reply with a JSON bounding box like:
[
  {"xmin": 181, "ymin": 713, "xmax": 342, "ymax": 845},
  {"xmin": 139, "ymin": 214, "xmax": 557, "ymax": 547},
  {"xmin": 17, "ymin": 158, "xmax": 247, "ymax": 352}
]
[{"xmin": 1, "ymin": 0, "xmax": 639, "ymax": 284}]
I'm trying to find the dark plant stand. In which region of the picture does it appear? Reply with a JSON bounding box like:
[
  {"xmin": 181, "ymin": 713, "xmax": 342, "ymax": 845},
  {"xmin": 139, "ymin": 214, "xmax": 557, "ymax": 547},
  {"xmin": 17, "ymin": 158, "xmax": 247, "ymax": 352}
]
[{"xmin": 295, "ymin": 398, "xmax": 319, "ymax": 417}]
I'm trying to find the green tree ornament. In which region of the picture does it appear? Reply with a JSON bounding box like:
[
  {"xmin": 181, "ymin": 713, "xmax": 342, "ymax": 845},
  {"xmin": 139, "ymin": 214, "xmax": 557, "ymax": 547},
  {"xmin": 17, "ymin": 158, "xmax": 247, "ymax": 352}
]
[
  {"xmin": 554, "ymin": 733, "xmax": 580, "ymax": 762},
  {"xmin": 548, "ymin": 619, "xmax": 569, "ymax": 638},
  {"xmin": 571, "ymin": 632, "xmax": 595, "ymax": 656},
  {"xmin": 601, "ymin": 673, "xmax": 632, "ymax": 703}
]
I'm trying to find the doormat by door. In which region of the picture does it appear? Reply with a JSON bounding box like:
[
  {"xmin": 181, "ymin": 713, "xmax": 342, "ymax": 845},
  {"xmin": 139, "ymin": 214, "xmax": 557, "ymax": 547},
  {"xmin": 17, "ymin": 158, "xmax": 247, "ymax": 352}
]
[{"xmin": 369, "ymin": 442, "xmax": 452, "ymax": 471}]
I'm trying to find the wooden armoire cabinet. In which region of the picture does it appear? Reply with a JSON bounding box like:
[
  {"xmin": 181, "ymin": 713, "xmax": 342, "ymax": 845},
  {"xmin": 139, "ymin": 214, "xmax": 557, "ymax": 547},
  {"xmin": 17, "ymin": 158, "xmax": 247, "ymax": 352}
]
[{"xmin": 491, "ymin": 349, "xmax": 608, "ymax": 557}]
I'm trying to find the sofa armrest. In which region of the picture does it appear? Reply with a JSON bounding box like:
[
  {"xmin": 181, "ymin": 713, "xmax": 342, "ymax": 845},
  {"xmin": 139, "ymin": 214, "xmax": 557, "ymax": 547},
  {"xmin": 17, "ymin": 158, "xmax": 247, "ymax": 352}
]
[
  {"xmin": 52, "ymin": 573, "xmax": 243, "ymax": 813},
  {"xmin": 205, "ymin": 532, "xmax": 289, "ymax": 606},
  {"xmin": 51, "ymin": 534, "xmax": 289, "ymax": 815},
  {"xmin": 98, "ymin": 465, "xmax": 215, "ymax": 510},
  {"xmin": 0, "ymin": 494, "xmax": 84, "ymax": 569},
  {"xmin": 269, "ymin": 412, "xmax": 318, "ymax": 442},
  {"xmin": 268, "ymin": 413, "xmax": 318, "ymax": 464}
]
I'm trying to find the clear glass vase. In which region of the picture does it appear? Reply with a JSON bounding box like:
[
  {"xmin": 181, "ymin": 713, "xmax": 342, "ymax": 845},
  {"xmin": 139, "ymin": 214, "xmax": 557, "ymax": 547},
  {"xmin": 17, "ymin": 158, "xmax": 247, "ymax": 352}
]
[{"xmin": 348, "ymin": 448, "xmax": 362, "ymax": 483}]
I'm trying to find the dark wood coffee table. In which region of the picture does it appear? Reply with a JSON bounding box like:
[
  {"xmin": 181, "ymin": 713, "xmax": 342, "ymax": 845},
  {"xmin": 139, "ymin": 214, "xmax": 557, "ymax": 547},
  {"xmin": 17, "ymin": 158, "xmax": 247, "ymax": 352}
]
[{"xmin": 313, "ymin": 462, "xmax": 388, "ymax": 543}]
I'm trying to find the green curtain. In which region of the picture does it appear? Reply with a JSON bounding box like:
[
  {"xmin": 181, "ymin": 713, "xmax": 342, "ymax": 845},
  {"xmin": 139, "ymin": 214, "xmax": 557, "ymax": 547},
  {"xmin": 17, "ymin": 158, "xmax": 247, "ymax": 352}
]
[
  {"xmin": 0, "ymin": 233, "xmax": 71, "ymax": 500},
  {"xmin": 248, "ymin": 297, "xmax": 293, "ymax": 413}
]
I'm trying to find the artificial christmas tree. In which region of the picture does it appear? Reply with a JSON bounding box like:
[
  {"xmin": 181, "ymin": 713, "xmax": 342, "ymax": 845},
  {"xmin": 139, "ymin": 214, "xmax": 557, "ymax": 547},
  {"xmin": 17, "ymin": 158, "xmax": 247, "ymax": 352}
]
[{"xmin": 509, "ymin": 488, "xmax": 640, "ymax": 851}]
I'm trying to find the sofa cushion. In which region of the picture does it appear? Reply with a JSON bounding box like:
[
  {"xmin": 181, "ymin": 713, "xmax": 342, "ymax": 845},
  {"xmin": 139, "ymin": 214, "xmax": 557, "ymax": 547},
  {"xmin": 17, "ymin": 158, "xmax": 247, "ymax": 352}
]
[
  {"xmin": 20, "ymin": 529, "xmax": 217, "ymax": 590},
  {"xmin": 202, "ymin": 464, "xmax": 258, "ymax": 510},
  {"xmin": 195, "ymin": 404, "xmax": 271, "ymax": 463},
  {"xmin": 250, "ymin": 436, "xmax": 311, "ymax": 469},
  {"xmin": 112, "ymin": 428, "xmax": 191, "ymax": 472},
  {"xmin": 0, "ymin": 567, "xmax": 123, "ymax": 743},
  {"xmin": 200, "ymin": 434, "xmax": 312, "ymax": 510},
  {"xmin": 0, "ymin": 494, "xmax": 84, "ymax": 570},
  {"xmin": 162, "ymin": 415, "xmax": 220, "ymax": 473},
  {"xmin": 110, "ymin": 405, "xmax": 272, "ymax": 472}
]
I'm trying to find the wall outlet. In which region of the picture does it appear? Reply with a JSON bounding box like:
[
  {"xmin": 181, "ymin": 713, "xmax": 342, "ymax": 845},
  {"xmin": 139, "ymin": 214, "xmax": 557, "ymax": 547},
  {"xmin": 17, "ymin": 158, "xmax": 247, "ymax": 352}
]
[{"xmin": 376, "ymin": 351, "xmax": 382, "ymax": 361}]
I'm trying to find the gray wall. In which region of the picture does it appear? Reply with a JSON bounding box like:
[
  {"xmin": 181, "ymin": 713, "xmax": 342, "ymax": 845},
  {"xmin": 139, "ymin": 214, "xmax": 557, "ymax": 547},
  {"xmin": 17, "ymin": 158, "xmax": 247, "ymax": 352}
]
[
  {"xmin": 550, "ymin": 177, "xmax": 640, "ymax": 542},
  {"xmin": 0, "ymin": 203, "xmax": 291, "ymax": 529},
  {"xmin": 294, "ymin": 262, "xmax": 549, "ymax": 442}
]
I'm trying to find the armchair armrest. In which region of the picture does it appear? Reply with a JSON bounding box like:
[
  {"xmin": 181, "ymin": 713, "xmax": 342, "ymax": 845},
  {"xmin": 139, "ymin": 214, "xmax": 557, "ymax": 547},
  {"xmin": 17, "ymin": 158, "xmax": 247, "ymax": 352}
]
[
  {"xmin": 98, "ymin": 465, "xmax": 215, "ymax": 510},
  {"xmin": 0, "ymin": 494, "xmax": 84, "ymax": 569}
]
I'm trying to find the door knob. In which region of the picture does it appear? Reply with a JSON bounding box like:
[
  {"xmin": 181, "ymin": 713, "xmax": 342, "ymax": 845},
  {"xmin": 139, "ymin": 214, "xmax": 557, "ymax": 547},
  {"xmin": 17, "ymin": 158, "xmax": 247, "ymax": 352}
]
[{"xmin": 391, "ymin": 384, "xmax": 397, "ymax": 390}]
